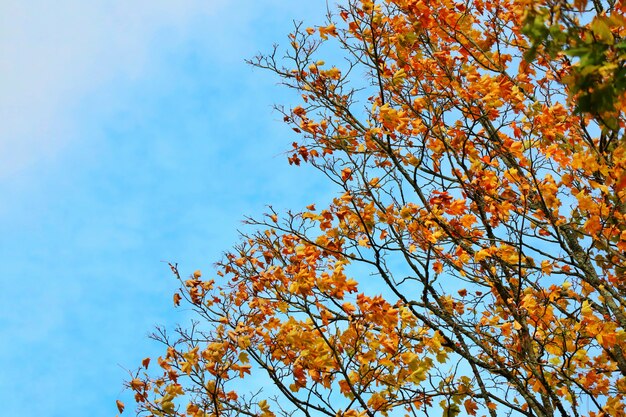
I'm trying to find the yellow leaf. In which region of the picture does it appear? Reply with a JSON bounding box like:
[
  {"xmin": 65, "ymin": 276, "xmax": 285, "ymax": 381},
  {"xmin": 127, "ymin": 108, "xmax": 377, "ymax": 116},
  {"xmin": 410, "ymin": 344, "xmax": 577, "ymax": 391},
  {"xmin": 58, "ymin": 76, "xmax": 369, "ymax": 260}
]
[{"xmin": 591, "ymin": 17, "xmax": 614, "ymax": 44}]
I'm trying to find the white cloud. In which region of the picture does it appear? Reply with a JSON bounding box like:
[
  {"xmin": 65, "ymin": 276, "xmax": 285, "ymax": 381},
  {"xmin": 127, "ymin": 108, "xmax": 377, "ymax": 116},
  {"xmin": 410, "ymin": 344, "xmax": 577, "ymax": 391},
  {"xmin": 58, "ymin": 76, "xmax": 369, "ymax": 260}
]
[{"xmin": 0, "ymin": 0, "xmax": 224, "ymax": 179}]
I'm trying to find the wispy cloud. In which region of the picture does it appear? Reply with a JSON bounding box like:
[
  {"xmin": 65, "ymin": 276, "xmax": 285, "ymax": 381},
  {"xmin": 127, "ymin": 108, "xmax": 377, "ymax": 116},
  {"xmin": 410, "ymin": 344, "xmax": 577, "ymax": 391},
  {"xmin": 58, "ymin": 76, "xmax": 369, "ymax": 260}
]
[{"xmin": 0, "ymin": 0, "xmax": 225, "ymax": 178}]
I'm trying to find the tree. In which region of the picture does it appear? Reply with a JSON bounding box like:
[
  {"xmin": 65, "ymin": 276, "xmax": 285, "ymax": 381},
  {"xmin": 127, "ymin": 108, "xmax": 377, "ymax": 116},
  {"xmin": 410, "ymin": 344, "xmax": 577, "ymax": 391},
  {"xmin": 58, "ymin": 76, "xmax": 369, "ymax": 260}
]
[{"xmin": 121, "ymin": 0, "xmax": 626, "ymax": 416}]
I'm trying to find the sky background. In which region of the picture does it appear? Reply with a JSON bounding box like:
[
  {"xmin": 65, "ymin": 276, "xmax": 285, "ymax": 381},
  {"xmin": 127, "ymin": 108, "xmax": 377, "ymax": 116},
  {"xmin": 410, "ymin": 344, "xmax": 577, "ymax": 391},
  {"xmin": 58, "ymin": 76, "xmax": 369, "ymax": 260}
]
[{"xmin": 0, "ymin": 1, "xmax": 334, "ymax": 415}]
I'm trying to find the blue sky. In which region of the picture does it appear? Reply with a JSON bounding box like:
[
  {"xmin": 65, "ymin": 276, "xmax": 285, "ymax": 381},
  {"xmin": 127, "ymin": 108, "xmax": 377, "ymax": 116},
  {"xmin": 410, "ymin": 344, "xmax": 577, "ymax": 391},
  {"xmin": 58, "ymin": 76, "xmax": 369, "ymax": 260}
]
[{"xmin": 0, "ymin": 1, "xmax": 332, "ymax": 415}]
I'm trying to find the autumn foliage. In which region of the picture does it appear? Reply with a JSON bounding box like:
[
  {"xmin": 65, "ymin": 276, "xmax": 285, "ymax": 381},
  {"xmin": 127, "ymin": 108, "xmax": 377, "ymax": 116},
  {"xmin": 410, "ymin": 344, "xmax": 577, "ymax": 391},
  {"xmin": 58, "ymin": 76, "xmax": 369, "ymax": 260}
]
[{"xmin": 122, "ymin": 0, "xmax": 626, "ymax": 416}]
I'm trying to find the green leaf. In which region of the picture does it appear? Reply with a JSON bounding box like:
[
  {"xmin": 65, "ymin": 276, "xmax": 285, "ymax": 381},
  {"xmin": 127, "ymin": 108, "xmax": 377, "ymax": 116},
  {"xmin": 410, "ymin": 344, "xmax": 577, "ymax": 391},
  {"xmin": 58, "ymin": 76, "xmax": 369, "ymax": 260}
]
[{"xmin": 440, "ymin": 401, "xmax": 461, "ymax": 417}]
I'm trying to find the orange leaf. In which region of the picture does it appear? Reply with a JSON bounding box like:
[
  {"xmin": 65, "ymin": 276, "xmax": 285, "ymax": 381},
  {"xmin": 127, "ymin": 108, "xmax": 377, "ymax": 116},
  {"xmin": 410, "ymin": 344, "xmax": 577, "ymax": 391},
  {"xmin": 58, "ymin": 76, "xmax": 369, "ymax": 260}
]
[
  {"xmin": 129, "ymin": 378, "xmax": 145, "ymax": 391},
  {"xmin": 464, "ymin": 399, "xmax": 478, "ymax": 415},
  {"xmin": 173, "ymin": 293, "xmax": 182, "ymax": 307}
]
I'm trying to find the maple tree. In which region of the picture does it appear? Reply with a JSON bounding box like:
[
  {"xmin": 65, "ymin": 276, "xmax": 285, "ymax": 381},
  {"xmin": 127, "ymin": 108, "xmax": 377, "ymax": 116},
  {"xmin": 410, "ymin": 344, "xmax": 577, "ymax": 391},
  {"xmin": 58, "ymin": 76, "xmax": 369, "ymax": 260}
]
[{"xmin": 120, "ymin": 0, "xmax": 626, "ymax": 416}]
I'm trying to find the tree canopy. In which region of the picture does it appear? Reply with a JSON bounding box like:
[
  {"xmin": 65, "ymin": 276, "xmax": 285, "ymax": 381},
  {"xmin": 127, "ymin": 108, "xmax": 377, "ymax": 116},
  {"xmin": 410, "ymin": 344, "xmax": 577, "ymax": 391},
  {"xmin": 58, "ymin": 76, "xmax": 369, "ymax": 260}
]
[{"xmin": 120, "ymin": 0, "xmax": 626, "ymax": 416}]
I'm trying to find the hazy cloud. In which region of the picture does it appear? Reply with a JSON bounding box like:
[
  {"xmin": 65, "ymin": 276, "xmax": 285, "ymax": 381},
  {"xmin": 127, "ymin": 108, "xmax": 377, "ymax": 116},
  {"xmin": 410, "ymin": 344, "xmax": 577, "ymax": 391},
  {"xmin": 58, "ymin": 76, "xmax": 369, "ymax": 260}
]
[{"xmin": 0, "ymin": 0, "xmax": 224, "ymax": 178}]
